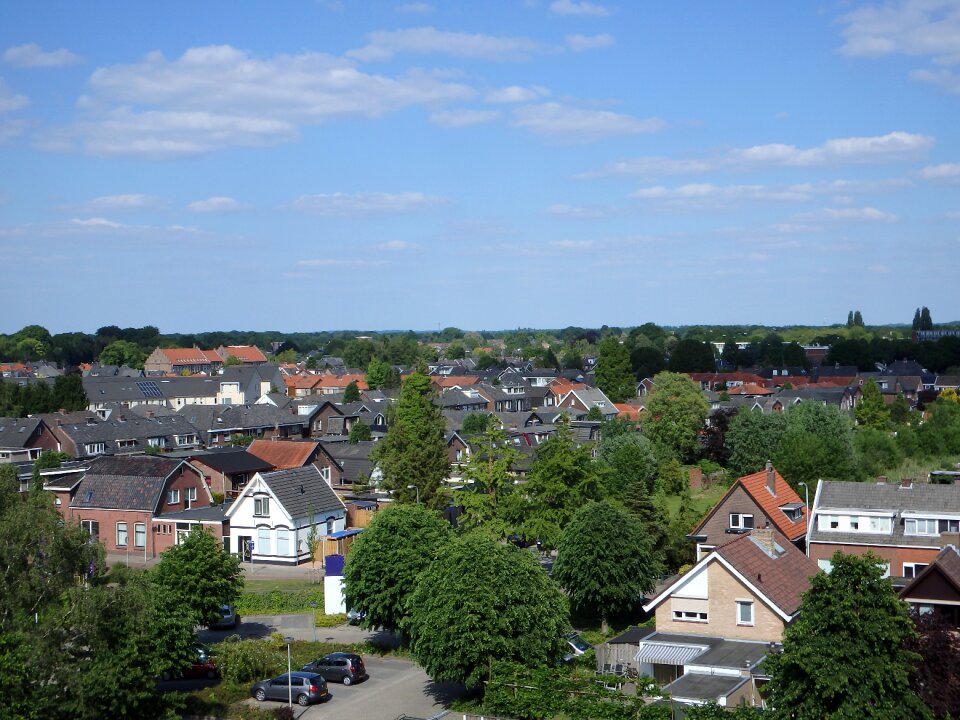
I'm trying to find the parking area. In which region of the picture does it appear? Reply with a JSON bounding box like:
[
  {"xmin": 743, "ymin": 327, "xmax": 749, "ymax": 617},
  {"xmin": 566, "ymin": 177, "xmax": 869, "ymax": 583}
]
[{"xmin": 250, "ymin": 655, "xmax": 462, "ymax": 720}]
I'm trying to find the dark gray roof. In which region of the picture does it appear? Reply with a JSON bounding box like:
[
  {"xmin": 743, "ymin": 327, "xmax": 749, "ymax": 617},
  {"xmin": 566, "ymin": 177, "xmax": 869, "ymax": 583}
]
[
  {"xmin": 189, "ymin": 448, "xmax": 273, "ymax": 474},
  {"xmin": 54, "ymin": 413, "xmax": 200, "ymax": 453},
  {"xmin": 155, "ymin": 503, "xmax": 231, "ymax": 522},
  {"xmin": 178, "ymin": 404, "xmax": 304, "ymax": 435},
  {"xmin": 70, "ymin": 455, "xmax": 185, "ymax": 511},
  {"xmin": 811, "ymin": 480, "xmax": 960, "ymax": 548},
  {"xmin": 664, "ymin": 673, "xmax": 750, "ymax": 701},
  {"xmin": 260, "ymin": 465, "xmax": 345, "ymax": 519},
  {"xmin": 322, "ymin": 441, "xmax": 376, "ymax": 482},
  {"xmin": 637, "ymin": 632, "xmax": 770, "ymax": 670},
  {"xmin": 0, "ymin": 417, "xmax": 41, "ymax": 448}
]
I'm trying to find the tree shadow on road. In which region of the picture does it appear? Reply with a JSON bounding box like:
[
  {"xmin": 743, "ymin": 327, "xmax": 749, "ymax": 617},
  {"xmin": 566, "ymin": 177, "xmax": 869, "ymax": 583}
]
[{"xmin": 423, "ymin": 678, "xmax": 470, "ymax": 707}]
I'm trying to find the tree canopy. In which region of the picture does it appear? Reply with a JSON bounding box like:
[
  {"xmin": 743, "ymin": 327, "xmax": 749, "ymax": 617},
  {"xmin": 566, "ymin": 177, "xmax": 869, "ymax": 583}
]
[
  {"xmin": 595, "ymin": 335, "xmax": 635, "ymax": 403},
  {"xmin": 765, "ymin": 552, "xmax": 931, "ymax": 720},
  {"xmin": 407, "ymin": 533, "xmax": 569, "ymax": 688},
  {"xmin": 343, "ymin": 504, "xmax": 452, "ymax": 632},
  {"xmin": 644, "ymin": 371, "xmax": 709, "ymax": 462}
]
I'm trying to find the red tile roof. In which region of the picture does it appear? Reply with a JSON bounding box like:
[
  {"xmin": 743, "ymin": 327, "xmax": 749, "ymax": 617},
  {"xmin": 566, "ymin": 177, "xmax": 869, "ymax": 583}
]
[
  {"xmin": 221, "ymin": 345, "xmax": 268, "ymax": 363},
  {"xmin": 737, "ymin": 467, "xmax": 807, "ymax": 540},
  {"xmin": 714, "ymin": 532, "xmax": 819, "ymax": 616},
  {"xmin": 161, "ymin": 348, "xmax": 215, "ymax": 365},
  {"xmin": 614, "ymin": 403, "xmax": 643, "ymax": 420},
  {"xmin": 247, "ymin": 439, "xmax": 320, "ymax": 470},
  {"xmin": 726, "ymin": 383, "xmax": 774, "ymax": 396}
]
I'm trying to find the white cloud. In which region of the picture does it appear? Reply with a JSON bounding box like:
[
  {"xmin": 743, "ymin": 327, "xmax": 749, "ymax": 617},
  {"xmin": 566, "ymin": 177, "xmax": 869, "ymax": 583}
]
[
  {"xmin": 485, "ymin": 85, "xmax": 549, "ymax": 103},
  {"xmin": 46, "ymin": 45, "xmax": 475, "ymax": 157},
  {"xmin": 801, "ymin": 206, "xmax": 898, "ymax": 222},
  {"xmin": 837, "ymin": 0, "xmax": 960, "ymax": 64},
  {"xmin": 396, "ymin": 2, "xmax": 432, "ymax": 12},
  {"xmin": 545, "ymin": 203, "xmax": 608, "ymax": 219},
  {"xmin": 511, "ymin": 102, "xmax": 665, "ymax": 142},
  {"xmin": 566, "ymin": 33, "xmax": 615, "ymax": 52},
  {"xmin": 911, "ymin": 67, "xmax": 960, "ymax": 93},
  {"xmin": 376, "ymin": 240, "xmax": 419, "ymax": 250},
  {"xmin": 290, "ymin": 191, "xmax": 446, "ymax": 216},
  {"xmin": 348, "ymin": 27, "xmax": 550, "ymax": 62},
  {"xmin": 919, "ymin": 162, "xmax": 960, "ymax": 181},
  {"xmin": 0, "ymin": 79, "xmax": 29, "ymax": 114},
  {"xmin": 188, "ymin": 196, "xmax": 245, "ymax": 212},
  {"xmin": 71, "ymin": 194, "xmax": 161, "ymax": 212},
  {"xmin": 70, "ymin": 217, "xmax": 124, "ymax": 228},
  {"xmin": 582, "ymin": 131, "xmax": 933, "ymax": 177},
  {"xmin": 429, "ymin": 109, "xmax": 501, "ymax": 127},
  {"xmin": 630, "ymin": 183, "xmax": 812, "ymax": 208},
  {"xmin": 3, "ymin": 43, "xmax": 82, "ymax": 68},
  {"xmin": 550, "ymin": 0, "xmax": 610, "ymax": 17}
]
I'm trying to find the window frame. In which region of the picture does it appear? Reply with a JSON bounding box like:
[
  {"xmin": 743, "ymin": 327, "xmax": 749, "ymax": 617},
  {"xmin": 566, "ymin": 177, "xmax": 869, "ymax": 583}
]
[
  {"xmin": 736, "ymin": 600, "xmax": 755, "ymax": 626},
  {"xmin": 116, "ymin": 522, "xmax": 128, "ymax": 547},
  {"xmin": 167, "ymin": 489, "xmax": 181, "ymax": 505},
  {"xmin": 729, "ymin": 513, "xmax": 755, "ymax": 531},
  {"xmin": 134, "ymin": 522, "xmax": 146, "ymax": 548},
  {"xmin": 253, "ymin": 496, "xmax": 270, "ymax": 517}
]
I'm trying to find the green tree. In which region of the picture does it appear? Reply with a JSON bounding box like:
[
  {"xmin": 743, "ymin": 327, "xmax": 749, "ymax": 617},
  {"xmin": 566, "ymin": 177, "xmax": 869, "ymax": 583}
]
[
  {"xmin": 98, "ymin": 339, "xmax": 146, "ymax": 368},
  {"xmin": 52, "ymin": 375, "xmax": 88, "ymax": 411},
  {"xmin": 553, "ymin": 501, "xmax": 661, "ymax": 630},
  {"xmin": 855, "ymin": 427, "xmax": 902, "ymax": 478},
  {"xmin": 766, "ymin": 552, "xmax": 931, "ymax": 720},
  {"xmin": 890, "ymin": 392, "xmax": 912, "ymax": 425},
  {"xmin": 519, "ymin": 419, "xmax": 602, "ymax": 549},
  {"xmin": 920, "ymin": 306, "xmax": 934, "ymax": 331},
  {"xmin": 407, "ymin": 533, "xmax": 569, "ymax": 688},
  {"xmin": 373, "ymin": 370, "xmax": 449, "ymax": 507},
  {"xmin": 223, "ymin": 354, "xmax": 242, "ymax": 366},
  {"xmin": 343, "ymin": 379, "xmax": 361, "ymax": 402},
  {"xmin": 595, "ymin": 335, "xmax": 635, "ymax": 403},
  {"xmin": 343, "ymin": 504, "xmax": 452, "ymax": 632},
  {"xmin": 595, "ymin": 431, "xmax": 658, "ymax": 497},
  {"xmin": 774, "ymin": 402, "xmax": 856, "ymax": 485},
  {"xmin": 725, "ymin": 410, "xmax": 787, "ymax": 478},
  {"xmin": 847, "ymin": 310, "xmax": 854, "ymax": 328},
  {"xmin": 461, "ymin": 411, "xmax": 492, "ymax": 436},
  {"xmin": 854, "ymin": 310, "xmax": 864, "ymax": 327},
  {"xmin": 446, "ymin": 341, "xmax": 466, "ymax": 360},
  {"xmin": 365, "ymin": 358, "xmax": 393, "ymax": 390},
  {"xmin": 668, "ymin": 338, "xmax": 715, "ymax": 373},
  {"xmin": 644, "ymin": 371, "xmax": 709, "ymax": 462},
  {"xmin": 348, "ymin": 420, "xmax": 371, "ymax": 443},
  {"xmin": 151, "ymin": 527, "xmax": 243, "ymax": 627},
  {"xmin": 855, "ymin": 379, "xmax": 890, "ymax": 429},
  {"xmin": 453, "ymin": 424, "xmax": 519, "ymax": 536}
]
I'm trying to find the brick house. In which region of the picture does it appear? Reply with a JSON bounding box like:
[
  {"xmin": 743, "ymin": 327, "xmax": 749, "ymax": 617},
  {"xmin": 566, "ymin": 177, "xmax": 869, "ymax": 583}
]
[
  {"xmin": 144, "ymin": 347, "xmax": 223, "ymax": 375},
  {"xmin": 247, "ymin": 439, "xmax": 325, "ymax": 469},
  {"xmin": 0, "ymin": 416, "xmax": 59, "ymax": 463},
  {"xmin": 187, "ymin": 447, "xmax": 273, "ymax": 499},
  {"xmin": 177, "ymin": 404, "xmax": 306, "ymax": 447},
  {"xmin": 61, "ymin": 455, "xmax": 213, "ymax": 557},
  {"xmin": 807, "ymin": 478, "xmax": 960, "ymax": 578},
  {"xmin": 689, "ymin": 463, "xmax": 807, "ymax": 559},
  {"xmin": 899, "ymin": 542, "xmax": 960, "ymax": 625}
]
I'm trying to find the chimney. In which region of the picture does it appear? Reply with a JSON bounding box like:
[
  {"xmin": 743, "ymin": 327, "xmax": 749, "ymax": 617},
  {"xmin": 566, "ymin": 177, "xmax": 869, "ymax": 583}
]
[
  {"xmin": 751, "ymin": 527, "xmax": 776, "ymax": 556},
  {"xmin": 941, "ymin": 532, "xmax": 960, "ymax": 550},
  {"xmin": 901, "ymin": 478, "xmax": 913, "ymax": 489},
  {"xmin": 766, "ymin": 461, "xmax": 776, "ymax": 495}
]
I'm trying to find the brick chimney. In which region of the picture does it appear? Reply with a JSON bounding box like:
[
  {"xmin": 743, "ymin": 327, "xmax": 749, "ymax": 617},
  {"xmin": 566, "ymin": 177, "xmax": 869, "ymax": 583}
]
[
  {"xmin": 766, "ymin": 461, "xmax": 776, "ymax": 496},
  {"xmin": 751, "ymin": 527, "xmax": 777, "ymax": 555}
]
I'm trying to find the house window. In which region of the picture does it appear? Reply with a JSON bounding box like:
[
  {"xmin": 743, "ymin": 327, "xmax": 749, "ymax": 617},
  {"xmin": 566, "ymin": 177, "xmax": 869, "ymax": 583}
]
[
  {"xmin": 277, "ymin": 528, "xmax": 290, "ymax": 556},
  {"xmin": 254, "ymin": 497, "xmax": 270, "ymax": 516},
  {"xmin": 729, "ymin": 513, "xmax": 754, "ymax": 531},
  {"xmin": 672, "ymin": 610, "xmax": 708, "ymax": 622},
  {"xmin": 147, "ymin": 437, "xmax": 162, "ymax": 448},
  {"xmin": 939, "ymin": 519, "xmax": 960, "ymax": 533},
  {"xmin": 116, "ymin": 439, "xmax": 136, "ymax": 449},
  {"xmin": 319, "ymin": 466, "xmax": 331, "ymax": 483},
  {"xmin": 736, "ymin": 600, "xmax": 754, "ymax": 626},
  {"xmin": 134, "ymin": 523, "xmax": 146, "ymax": 548},
  {"xmin": 85, "ymin": 442, "xmax": 105, "ymax": 455},
  {"xmin": 81, "ymin": 520, "xmax": 99, "ymax": 541},
  {"xmin": 117, "ymin": 522, "xmax": 128, "ymax": 547},
  {"xmin": 869, "ymin": 516, "xmax": 893, "ymax": 533},
  {"xmin": 167, "ymin": 489, "xmax": 180, "ymax": 505},
  {"xmin": 904, "ymin": 563, "xmax": 928, "ymax": 579},
  {"xmin": 905, "ymin": 518, "xmax": 939, "ymax": 536},
  {"xmin": 326, "ymin": 517, "xmax": 335, "ymax": 535},
  {"xmin": 176, "ymin": 434, "xmax": 197, "ymax": 446},
  {"xmin": 186, "ymin": 487, "xmax": 197, "ymax": 502},
  {"xmin": 257, "ymin": 527, "xmax": 272, "ymax": 555}
]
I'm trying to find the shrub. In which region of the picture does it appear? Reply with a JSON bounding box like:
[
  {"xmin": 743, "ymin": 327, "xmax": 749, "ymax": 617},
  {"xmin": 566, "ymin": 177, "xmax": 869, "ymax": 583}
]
[
  {"xmin": 216, "ymin": 638, "xmax": 284, "ymax": 684},
  {"xmin": 235, "ymin": 588, "xmax": 324, "ymax": 615}
]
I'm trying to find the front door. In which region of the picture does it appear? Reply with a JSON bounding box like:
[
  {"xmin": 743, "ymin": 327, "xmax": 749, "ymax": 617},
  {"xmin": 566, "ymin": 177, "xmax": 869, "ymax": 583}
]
[{"xmin": 239, "ymin": 535, "xmax": 252, "ymax": 561}]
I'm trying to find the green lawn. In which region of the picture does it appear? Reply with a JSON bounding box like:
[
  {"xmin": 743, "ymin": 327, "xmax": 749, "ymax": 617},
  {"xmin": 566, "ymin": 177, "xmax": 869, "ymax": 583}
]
[
  {"xmin": 242, "ymin": 578, "xmax": 320, "ymax": 594},
  {"xmin": 660, "ymin": 480, "xmax": 728, "ymax": 519}
]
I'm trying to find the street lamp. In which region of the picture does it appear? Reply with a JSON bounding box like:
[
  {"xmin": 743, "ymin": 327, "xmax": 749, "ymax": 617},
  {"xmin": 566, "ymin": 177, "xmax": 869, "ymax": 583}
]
[
  {"xmin": 407, "ymin": 484, "xmax": 420, "ymax": 505},
  {"xmin": 284, "ymin": 635, "xmax": 294, "ymax": 707},
  {"xmin": 309, "ymin": 601, "xmax": 318, "ymax": 643}
]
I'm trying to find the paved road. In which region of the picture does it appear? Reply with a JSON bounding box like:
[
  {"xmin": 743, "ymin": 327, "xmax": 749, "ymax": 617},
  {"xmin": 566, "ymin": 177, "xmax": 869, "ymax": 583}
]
[{"xmin": 197, "ymin": 613, "xmax": 400, "ymax": 647}]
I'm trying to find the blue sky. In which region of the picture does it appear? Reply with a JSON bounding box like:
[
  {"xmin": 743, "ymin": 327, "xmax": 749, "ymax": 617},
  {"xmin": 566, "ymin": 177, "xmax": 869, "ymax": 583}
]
[{"xmin": 1, "ymin": 0, "xmax": 958, "ymax": 334}]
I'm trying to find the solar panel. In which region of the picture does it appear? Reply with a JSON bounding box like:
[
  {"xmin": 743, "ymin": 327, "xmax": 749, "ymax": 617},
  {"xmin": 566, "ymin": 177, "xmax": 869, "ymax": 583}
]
[{"xmin": 136, "ymin": 381, "xmax": 163, "ymax": 398}]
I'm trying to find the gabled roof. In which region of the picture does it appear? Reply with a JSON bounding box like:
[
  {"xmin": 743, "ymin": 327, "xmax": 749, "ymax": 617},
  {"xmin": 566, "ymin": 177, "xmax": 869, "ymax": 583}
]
[
  {"xmin": 242, "ymin": 465, "xmax": 346, "ymax": 520},
  {"xmin": 247, "ymin": 439, "xmax": 320, "ymax": 469},
  {"xmin": 0, "ymin": 417, "xmax": 41, "ymax": 448},
  {"xmin": 900, "ymin": 545, "xmax": 960, "ymax": 600},
  {"xmin": 158, "ymin": 348, "xmax": 216, "ymax": 365},
  {"xmin": 219, "ymin": 345, "xmax": 268, "ymax": 363},
  {"xmin": 69, "ymin": 455, "xmax": 188, "ymax": 511},
  {"xmin": 189, "ymin": 448, "xmax": 273, "ymax": 474},
  {"xmin": 693, "ymin": 465, "xmax": 807, "ymax": 541}
]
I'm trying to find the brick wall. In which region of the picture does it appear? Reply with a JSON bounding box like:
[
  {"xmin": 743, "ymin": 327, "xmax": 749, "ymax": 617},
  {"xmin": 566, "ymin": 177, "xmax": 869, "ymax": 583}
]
[
  {"xmin": 808, "ymin": 541, "xmax": 940, "ymax": 576},
  {"xmin": 696, "ymin": 486, "xmax": 768, "ymax": 549}
]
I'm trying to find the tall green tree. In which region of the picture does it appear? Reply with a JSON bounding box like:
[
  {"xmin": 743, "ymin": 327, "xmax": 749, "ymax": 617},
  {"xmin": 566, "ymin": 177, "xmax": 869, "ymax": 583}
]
[
  {"xmin": 774, "ymin": 402, "xmax": 857, "ymax": 485},
  {"xmin": 365, "ymin": 359, "xmax": 394, "ymax": 390},
  {"xmin": 453, "ymin": 424, "xmax": 519, "ymax": 536},
  {"xmin": 98, "ymin": 339, "xmax": 146, "ymax": 368},
  {"xmin": 725, "ymin": 410, "xmax": 787, "ymax": 477},
  {"xmin": 595, "ymin": 335, "xmax": 635, "ymax": 403},
  {"xmin": 552, "ymin": 501, "xmax": 661, "ymax": 630},
  {"xmin": 348, "ymin": 420, "xmax": 371, "ymax": 443},
  {"xmin": 343, "ymin": 379, "xmax": 361, "ymax": 402},
  {"xmin": 644, "ymin": 371, "xmax": 709, "ymax": 462},
  {"xmin": 372, "ymin": 370, "xmax": 449, "ymax": 507},
  {"xmin": 765, "ymin": 552, "xmax": 931, "ymax": 720},
  {"xmin": 518, "ymin": 419, "xmax": 602, "ymax": 549},
  {"xmin": 667, "ymin": 338, "xmax": 716, "ymax": 373},
  {"xmin": 151, "ymin": 527, "xmax": 243, "ymax": 627},
  {"xmin": 595, "ymin": 431, "xmax": 658, "ymax": 497},
  {"xmin": 855, "ymin": 378, "xmax": 890, "ymax": 429},
  {"xmin": 343, "ymin": 504, "xmax": 452, "ymax": 632},
  {"xmin": 907, "ymin": 609, "xmax": 960, "ymax": 719},
  {"xmin": 407, "ymin": 533, "xmax": 569, "ymax": 689}
]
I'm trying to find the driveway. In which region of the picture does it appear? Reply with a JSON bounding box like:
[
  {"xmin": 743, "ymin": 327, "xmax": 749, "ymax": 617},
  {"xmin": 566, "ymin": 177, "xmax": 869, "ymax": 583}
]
[
  {"xmin": 248, "ymin": 655, "xmax": 461, "ymax": 720},
  {"xmin": 197, "ymin": 613, "xmax": 400, "ymax": 647}
]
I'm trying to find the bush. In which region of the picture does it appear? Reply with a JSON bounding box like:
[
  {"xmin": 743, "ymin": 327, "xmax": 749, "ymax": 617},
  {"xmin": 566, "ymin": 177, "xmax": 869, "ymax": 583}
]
[
  {"xmin": 235, "ymin": 588, "xmax": 324, "ymax": 615},
  {"xmin": 216, "ymin": 638, "xmax": 284, "ymax": 684}
]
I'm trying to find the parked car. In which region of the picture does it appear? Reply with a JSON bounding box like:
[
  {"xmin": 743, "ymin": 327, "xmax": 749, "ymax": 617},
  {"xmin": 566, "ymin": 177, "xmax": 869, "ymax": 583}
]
[
  {"xmin": 250, "ymin": 672, "xmax": 329, "ymax": 706},
  {"xmin": 562, "ymin": 632, "xmax": 591, "ymax": 662},
  {"xmin": 301, "ymin": 651, "xmax": 368, "ymax": 685},
  {"xmin": 346, "ymin": 608, "xmax": 366, "ymax": 625},
  {"xmin": 210, "ymin": 604, "xmax": 239, "ymax": 629},
  {"xmin": 161, "ymin": 643, "xmax": 218, "ymax": 680}
]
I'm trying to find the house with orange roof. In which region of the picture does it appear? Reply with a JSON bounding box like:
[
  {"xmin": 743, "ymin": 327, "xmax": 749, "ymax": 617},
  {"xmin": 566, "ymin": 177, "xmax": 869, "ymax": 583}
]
[
  {"xmin": 314, "ymin": 373, "xmax": 368, "ymax": 396},
  {"xmin": 247, "ymin": 439, "xmax": 325, "ymax": 470},
  {"xmin": 217, "ymin": 345, "xmax": 268, "ymax": 365},
  {"xmin": 144, "ymin": 347, "xmax": 223, "ymax": 375},
  {"xmin": 725, "ymin": 383, "xmax": 774, "ymax": 397},
  {"xmin": 688, "ymin": 462, "xmax": 807, "ymax": 559},
  {"xmin": 284, "ymin": 373, "xmax": 323, "ymax": 397},
  {"xmin": 613, "ymin": 403, "xmax": 644, "ymax": 422}
]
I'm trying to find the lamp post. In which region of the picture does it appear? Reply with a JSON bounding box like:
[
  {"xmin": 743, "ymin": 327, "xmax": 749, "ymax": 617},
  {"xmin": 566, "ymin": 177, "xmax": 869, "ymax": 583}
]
[
  {"xmin": 406, "ymin": 484, "xmax": 420, "ymax": 505},
  {"xmin": 284, "ymin": 635, "xmax": 294, "ymax": 708},
  {"xmin": 309, "ymin": 601, "xmax": 318, "ymax": 643}
]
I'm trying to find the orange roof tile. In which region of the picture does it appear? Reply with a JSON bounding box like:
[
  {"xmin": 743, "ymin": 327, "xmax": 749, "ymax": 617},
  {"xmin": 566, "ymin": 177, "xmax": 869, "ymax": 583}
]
[
  {"xmin": 315, "ymin": 374, "xmax": 368, "ymax": 390},
  {"xmin": 247, "ymin": 439, "xmax": 320, "ymax": 470},
  {"xmin": 737, "ymin": 467, "xmax": 807, "ymax": 540},
  {"xmin": 432, "ymin": 376, "xmax": 481, "ymax": 388},
  {"xmin": 614, "ymin": 403, "xmax": 643, "ymax": 420},
  {"xmin": 161, "ymin": 348, "xmax": 214, "ymax": 364},
  {"xmin": 726, "ymin": 383, "xmax": 775, "ymax": 396},
  {"xmin": 221, "ymin": 345, "xmax": 268, "ymax": 363}
]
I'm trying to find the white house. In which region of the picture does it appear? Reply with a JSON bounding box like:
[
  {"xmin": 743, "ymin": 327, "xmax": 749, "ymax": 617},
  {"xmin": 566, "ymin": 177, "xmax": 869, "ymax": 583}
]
[{"xmin": 225, "ymin": 465, "xmax": 347, "ymax": 564}]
